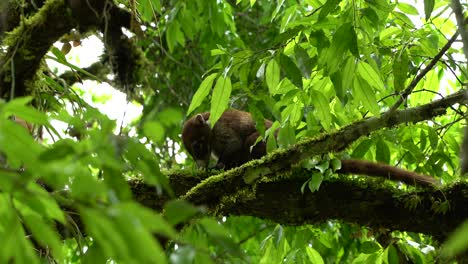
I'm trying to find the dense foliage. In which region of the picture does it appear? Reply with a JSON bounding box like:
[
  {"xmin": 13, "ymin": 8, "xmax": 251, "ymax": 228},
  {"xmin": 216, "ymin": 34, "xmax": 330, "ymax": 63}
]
[{"xmin": 0, "ymin": 0, "xmax": 468, "ymax": 263}]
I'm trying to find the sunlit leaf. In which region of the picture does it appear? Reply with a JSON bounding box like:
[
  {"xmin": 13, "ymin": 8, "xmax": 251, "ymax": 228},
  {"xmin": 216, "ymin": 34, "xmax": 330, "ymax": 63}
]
[
  {"xmin": 424, "ymin": 0, "xmax": 435, "ymax": 21},
  {"xmin": 308, "ymin": 172, "xmax": 323, "ymax": 192},
  {"xmin": 353, "ymin": 76, "xmax": 380, "ymax": 116},
  {"xmin": 187, "ymin": 73, "xmax": 218, "ymax": 115},
  {"xmin": 310, "ymin": 90, "xmax": 332, "ymax": 131},
  {"xmin": 277, "ymin": 122, "xmax": 296, "ymax": 148},
  {"xmin": 210, "ymin": 76, "xmax": 232, "ymax": 128},
  {"xmin": 23, "ymin": 214, "xmax": 64, "ymax": 261},
  {"xmin": 397, "ymin": 3, "xmax": 419, "ymax": 15},
  {"xmin": 266, "ymin": 59, "xmax": 280, "ymax": 94},
  {"xmin": 375, "ymin": 139, "xmax": 390, "ymax": 164},
  {"xmin": 357, "ymin": 61, "xmax": 384, "ymax": 92},
  {"xmin": 442, "ymin": 220, "xmax": 468, "ymax": 258},
  {"xmin": 143, "ymin": 121, "xmax": 165, "ymax": 143},
  {"xmin": 319, "ymin": 0, "xmax": 343, "ymax": 20},
  {"xmin": 393, "ymin": 49, "xmax": 409, "ymax": 92},
  {"xmin": 164, "ymin": 200, "xmax": 200, "ymax": 225},
  {"xmin": 352, "ymin": 139, "xmax": 373, "ymax": 158},
  {"xmin": 306, "ymin": 247, "xmax": 324, "ymax": 264},
  {"xmin": 279, "ymin": 54, "xmax": 303, "ymax": 88},
  {"xmin": 271, "ymin": 0, "xmax": 285, "ymax": 21}
]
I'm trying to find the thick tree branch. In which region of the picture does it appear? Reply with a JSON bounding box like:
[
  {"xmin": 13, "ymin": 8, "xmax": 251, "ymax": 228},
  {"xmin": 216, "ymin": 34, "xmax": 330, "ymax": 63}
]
[
  {"xmin": 182, "ymin": 90, "xmax": 467, "ymax": 207},
  {"xmin": 0, "ymin": 0, "xmax": 143, "ymax": 100},
  {"xmin": 0, "ymin": 0, "xmax": 74, "ymax": 99},
  {"xmin": 56, "ymin": 90, "xmax": 467, "ymax": 243},
  {"xmin": 128, "ymin": 173, "xmax": 468, "ymax": 240}
]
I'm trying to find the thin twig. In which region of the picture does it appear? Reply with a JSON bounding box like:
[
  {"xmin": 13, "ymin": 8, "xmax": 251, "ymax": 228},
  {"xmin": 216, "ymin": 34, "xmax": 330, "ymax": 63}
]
[{"xmin": 388, "ymin": 32, "xmax": 459, "ymax": 114}]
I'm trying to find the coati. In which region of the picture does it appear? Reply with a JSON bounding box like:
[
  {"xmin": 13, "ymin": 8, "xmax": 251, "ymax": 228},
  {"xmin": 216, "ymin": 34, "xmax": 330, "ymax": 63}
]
[
  {"xmin": 182, "ymin": 109, "xmax": 273, "ymax": 169},
  {"xmin": 182, "ymin": 109, "xmax": 437, "ymax": 186}
]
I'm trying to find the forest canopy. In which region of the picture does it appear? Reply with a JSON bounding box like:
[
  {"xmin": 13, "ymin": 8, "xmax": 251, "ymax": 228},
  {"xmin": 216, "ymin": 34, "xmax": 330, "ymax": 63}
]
[{"xmin": 1, "ymin": 0, "xmax": 468, "ymax": 263}]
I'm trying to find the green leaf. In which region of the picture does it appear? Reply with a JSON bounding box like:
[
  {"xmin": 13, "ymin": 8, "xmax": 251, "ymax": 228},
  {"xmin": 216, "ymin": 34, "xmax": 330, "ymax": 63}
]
[
  {"xmin": 164, "ymin": 200, "xmax": 199, "ymax": 225},
  {"xmin": 200, "ymin": 218, "xmax": 247, "ymax": 259},
  {"xmin": 23, "ymin": 213, "xmax": 64, "ymax": 261},
  {"xmin": 266, "ymin": 59, "xmax": 281, "ymax": 94},
  {"xmin": 210, "ymin": 49, "xmax": 226, "ymax": 56},
  {"xmin": 281, "ymin": 102, "xmax": 302, "ymax": 127},
  {"xmin": 158, "ymin": 108, "xmax": 184, "ymax": 126},
  {"xmin": 428, "ymin": 127, "xmax": 439, "ymax": 149},
  {"xmin": 420, "ymin": 129, "xmax": 427, "ymax": 151},
  {"xmin": 50, "ymin": 46, "xmax": 67, "ymax": 62},
  {"xmin": 424, "ymin": 0, "xmax": 435, "ymax": 21},
  {"xmin": 386, "ymin": 245, "xmax": 400, "ymax": 264},
  {"xmin": 357, "ymin": 61, "xmax": 384, "ymax": 92},
  {"xmin": 167, "ymin": 21, "xmax": 185, "ymax": 52},
  {"xmin": 330, "ymin": 158, "xmax": 342, "ymax": 171},
  {"xmin": 361, "ymin": 241, "xmax": 382, "ymax": 254},
  {"xmin": 401, "ymin": 139, "xmax": 423, "ymax": 160},
  {"xmin": 143, "ymin": 121, "xmax": 165, "ymax": 143},
  {"xmin": 272, "ymin": 224, "xmax": 284, "ymax": 247},
  {"xmin": 306, "ymin": 247, "xmax": 324, "ymax": 264},
  {"xmin": 375, "ymin": 139, "xmax": 390, "ymax": 164},
  {"xmin": 353, "ymin": 76, "xmax": 380, "ymax": 116},
  {"xmin": 308, "ymin": 172, "xmax": 323, "ymax": 192},
  {"xmin": 0, "ymin": 119, "xmax": 42, "ymax": 169},
  {"xmin": 2, "ymin": 97, "xmax": 50, "ymax": 127},
  {"xmin": 295, "ymin": 45, "xmax": 315, "ymax": 78},
  {"xmin": 321, "ymin": 23, "xmax": 358, "ymax": 74},
  {"xmin": 187, "ymin": 73, "xmax": 218, "ymax": 115},
  {"xmin": 81, "ymin": 208, "xmax": 129, "ymax": 259},
  {"xmin": 39, "ymin": 139, "xmax": 76, "ymax": 161},
  {"xmin": 16, "ymin": 183, "xmax": 66, "ymax": 223},
  {"xmin": 352, "ymin": 139, "xmax": 373, "ymax": 158},
  {"xmin": 117, "ymin": 202, "xmax": 177, "ymax": 239},
  {"xmin": 392, "ymin": 49, "xmax": 409, "ymax": 92},
  {"xmin": 280, "ymin": 5, "xmax": 297, "ymax": 32},
  {"xmin": 45, "ymin": 54, "xmax": 102, "ymax": 82},
  {"xmin": 266, "ymin": 132, "xmax": 278, "ymax": 153},
  {"xmin": 275, "ymin": 78, "xmax": 297, "ymax": 95},
  {"xmin": 397, "ymin": 3, "xmax": 419, "ymax": 15},
  {"xmin": 81, "ymin": 206, "xmax": 168, "ymax": 264},
  {"xmin": 82, "ymin": 244, "xmax": 109, "ymax": 264},
  {"xmin": 331, "ymin": 72, "xmax": 345, "ymax": 103},
  {"xmin": 279, "ymin": 54, "xmax": 303, "ymax": 88},
  {"xmin": 210, "ymin": 76, "xmax": 232, "ymax": 128},
  {"xmin": 319, "ymin": 0, "xmax": 343, "ymax": 20},
  {"xmin": 277, "ymin": 122, "xmax": 296, "ymax": 148},
  {"xmin": 315, "ymin": 161, "xmax": 329, "ymax": 173},
  {"xmin": 271, "ymin": 0, "xmax": 285, "ymax": 21},
  {"xmin": 310, "ymin": 90, "xmax": 332, "ymax": 131},
  {"xmin": 150, "ymin": 0, "xmax": 161, "ymax": 14},
  {"xmin": 442, "ymin": 220, "xmax": 468, "ymax": 257},
  {"xmin": 392, "ymin": 11, "xmax": 415, "ymax": 29},
  {"xmin": 137, "ymin": 0, "xmax": 159, "ymax": 21},
  {"xmin": 249, "ymin": 104, "xmax": 266, "ymax": 136},
  {"xmin": 342, "ymin": 57, "xmax": 356, "ymax": 89},
  {"xmin": 301, "ymin": 178, "xmax": 311, "ymax": 194},
  {"xmin": 170, "ymin": 246, "xmax": 197, "ymax": 264}
]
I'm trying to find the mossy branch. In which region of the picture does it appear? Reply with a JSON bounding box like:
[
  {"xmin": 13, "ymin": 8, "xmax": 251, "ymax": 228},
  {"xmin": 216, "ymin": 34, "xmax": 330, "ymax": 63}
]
[
  {"xmin": 182, "ymin": 89, "xmax": 467, "ymax": 208},
  {"xmin": 0, "ymin": 0, "xmax": 144, "ymax": 100},
  {"xmin": 126, "ymin": 173, "xmax": 468, "ymax": 240}
]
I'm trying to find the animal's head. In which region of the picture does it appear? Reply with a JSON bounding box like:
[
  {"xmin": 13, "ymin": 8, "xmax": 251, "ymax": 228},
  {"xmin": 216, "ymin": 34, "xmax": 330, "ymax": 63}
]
[{"xmin": 182, "ymin": 113, "xmax": 211, "ymax": 168}]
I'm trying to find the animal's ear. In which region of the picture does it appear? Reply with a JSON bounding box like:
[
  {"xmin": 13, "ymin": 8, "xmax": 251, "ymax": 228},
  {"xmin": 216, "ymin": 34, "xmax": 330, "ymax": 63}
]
[{"xmin": 195, "ymin": 114, "xmax": 206, "ymax": 125}]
